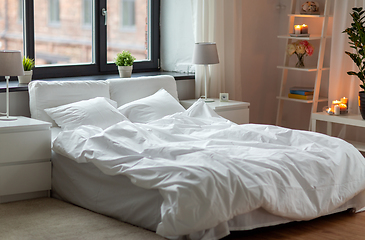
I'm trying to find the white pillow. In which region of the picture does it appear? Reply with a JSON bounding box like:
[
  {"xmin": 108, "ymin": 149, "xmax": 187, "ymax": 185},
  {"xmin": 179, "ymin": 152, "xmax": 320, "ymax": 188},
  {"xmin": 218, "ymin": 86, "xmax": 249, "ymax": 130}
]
[
  {"xmin": 118, "ymin": 88, "xmax": 185, "ymax": 123},
  {"xmin": 45, "ymin": 97, "xmax": 129, "ymax": 130}
]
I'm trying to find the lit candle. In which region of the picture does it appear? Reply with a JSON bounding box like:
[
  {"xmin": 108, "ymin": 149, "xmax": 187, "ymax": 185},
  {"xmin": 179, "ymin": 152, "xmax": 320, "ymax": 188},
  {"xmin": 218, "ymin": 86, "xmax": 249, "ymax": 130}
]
[
  {"xmin": 341, "ymin": 97, "xmax": 348, "ymax": 105},
  {"xmin": 331, "ymin": 100, "xmax": 341, "ymax": 112},
  {"xmin": 301, "ymin": 24, "xmax": 308, "ymax": 34},
  {"xmin": 294, "ymin": 25, "xmax": 302, "ymax": 34},
  {"xmin": 339, "ymin": 103, "xmax": 347, "ymax": 112}
]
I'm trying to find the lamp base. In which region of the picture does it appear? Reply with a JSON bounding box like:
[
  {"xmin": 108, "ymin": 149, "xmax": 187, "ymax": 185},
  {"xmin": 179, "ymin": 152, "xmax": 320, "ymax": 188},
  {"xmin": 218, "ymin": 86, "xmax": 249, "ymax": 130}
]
[
  {"xmin": 0, "ymin": 116, "xmax": 17, "ymax": 121},
  {"xmin": 204, "ymin": 98, "xmax": 214, "ymax": 102}
]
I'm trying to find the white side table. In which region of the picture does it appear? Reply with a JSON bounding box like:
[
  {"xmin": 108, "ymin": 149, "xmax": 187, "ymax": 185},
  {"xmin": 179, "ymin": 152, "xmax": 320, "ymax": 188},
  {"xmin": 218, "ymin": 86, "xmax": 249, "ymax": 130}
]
[
  {"xmin": 0, "ymin": 117, "xmax": 52, "ymax": 203},
  {"xmin": 311, "ymin": 112, "xmax": 365, "ymax": 151},
  {"xmin": 180, "ymin": 99, "xmax": 250, "ymax": 124}
]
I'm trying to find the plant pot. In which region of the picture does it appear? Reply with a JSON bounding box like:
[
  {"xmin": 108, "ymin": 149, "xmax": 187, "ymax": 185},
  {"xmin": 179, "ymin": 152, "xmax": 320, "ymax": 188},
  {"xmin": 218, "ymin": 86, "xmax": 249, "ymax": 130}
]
[
  {"xmin": 118, "ymin": 66, "xmax": 133, "ymax": 78},
  {"xmin": 359, "ymin": 91, "xmax": 365, "ymax": 120},
  {"xmin": 18, "ymin": 70, "xmax": 33, "ymax": 84}
]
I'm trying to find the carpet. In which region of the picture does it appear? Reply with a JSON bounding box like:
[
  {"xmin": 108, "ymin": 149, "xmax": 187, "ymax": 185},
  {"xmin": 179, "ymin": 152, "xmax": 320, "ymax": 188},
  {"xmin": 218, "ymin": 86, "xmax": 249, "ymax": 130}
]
[{"xmin": 0, "ymin": 197, "xmax": 166, "ymax": 240}]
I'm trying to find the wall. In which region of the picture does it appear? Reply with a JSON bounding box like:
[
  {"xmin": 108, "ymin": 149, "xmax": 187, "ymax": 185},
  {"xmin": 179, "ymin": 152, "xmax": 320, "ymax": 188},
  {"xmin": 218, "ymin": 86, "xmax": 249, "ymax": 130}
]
[{"xmin": 0, "ymin": 92, "xmax": 30, "ymax": 117}]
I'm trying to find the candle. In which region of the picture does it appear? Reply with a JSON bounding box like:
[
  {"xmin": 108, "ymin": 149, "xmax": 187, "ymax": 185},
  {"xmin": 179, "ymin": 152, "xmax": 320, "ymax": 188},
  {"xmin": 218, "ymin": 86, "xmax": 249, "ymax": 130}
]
[
  {"xmin": 341, "ymin": 97, "xmax": 348, "ymax": 105},
  {"xmin": 331, "ymin": 100, "xmax": 341, "ymax": 112},
  {"xmin": 339, "ymin": 103, "xmax": 347, "ymax": 112},
  {"xmin": 301, "ymin": 24, "xmax": 308, "ymax": 34},
  {"xmin": 334, "ymin": 105, "xmax": 340, "ymax": 115},
  {"xmin": 294, "ymin": 25, "xmax": 302, "ymax": 34}
]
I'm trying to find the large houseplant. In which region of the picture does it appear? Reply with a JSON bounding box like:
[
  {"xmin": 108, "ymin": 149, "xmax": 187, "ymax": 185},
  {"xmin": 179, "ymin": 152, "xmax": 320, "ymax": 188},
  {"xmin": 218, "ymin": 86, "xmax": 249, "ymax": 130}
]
[
  {"xmin": 343, "ymin": 7, "xmax": 365, "ymax": 119},
  {"xmin": 114, "ymin": 51, "xmax": 136, "ymax": 78},
  {"xmin": 18, "ymin": 56, "xmax": 35, "ymax": 84}
]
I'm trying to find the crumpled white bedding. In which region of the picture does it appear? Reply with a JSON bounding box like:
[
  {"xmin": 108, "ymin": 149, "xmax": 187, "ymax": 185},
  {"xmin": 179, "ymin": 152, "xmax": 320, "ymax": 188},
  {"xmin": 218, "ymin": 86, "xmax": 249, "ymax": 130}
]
[{"xmin": 52, "ymin": 99, "xmax": 365, "ymax": 239}]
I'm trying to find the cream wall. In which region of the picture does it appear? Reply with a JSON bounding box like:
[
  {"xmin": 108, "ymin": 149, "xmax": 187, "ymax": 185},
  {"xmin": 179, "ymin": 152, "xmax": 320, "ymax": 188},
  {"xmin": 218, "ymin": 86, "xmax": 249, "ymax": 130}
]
[{"xmin": 0, "ymin": 92, "xmax": 30, "ymax": 117}]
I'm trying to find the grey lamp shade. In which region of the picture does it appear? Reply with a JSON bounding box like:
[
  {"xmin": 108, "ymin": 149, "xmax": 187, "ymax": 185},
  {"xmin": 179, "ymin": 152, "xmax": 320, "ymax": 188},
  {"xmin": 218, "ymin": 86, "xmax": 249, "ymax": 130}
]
[
  {"xmin": 192, "ymin": 42, "xmax": 219, "ymax": 65},
  {"xmin": 0, "ymin": 50, "xmax": 24, "ymax": 76}
]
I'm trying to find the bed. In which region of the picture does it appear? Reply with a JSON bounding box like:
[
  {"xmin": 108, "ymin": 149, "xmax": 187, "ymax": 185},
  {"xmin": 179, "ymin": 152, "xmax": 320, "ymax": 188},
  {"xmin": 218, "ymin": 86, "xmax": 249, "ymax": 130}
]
[{"xmin": 28, "ymin": 75, "xmax": 365, "ymax": 240}]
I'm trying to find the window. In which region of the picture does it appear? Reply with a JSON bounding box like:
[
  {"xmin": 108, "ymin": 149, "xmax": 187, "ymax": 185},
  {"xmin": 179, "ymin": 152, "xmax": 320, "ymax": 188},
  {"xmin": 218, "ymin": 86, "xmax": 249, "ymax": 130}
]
[
  {"xmin": 18, "ymin": 0, "xmax": 23, "ymax": 23},
  {"xmin": 49, "ymin": 0, "xmax": 60, "ymax": 25},
  {"xmin": 0, "ymin": 0, "xmax": 24, "ymax": 55},
  {"xmin": 121, "ymin": 0, "xmax": 135, "ymax": 30},
  {"xmin": 2, "ymin": 0, "xmax": 159, "ymax": 79},
  {"xmin": 83, "ymin": 0, "xmax": 93, "ymax": 27}
]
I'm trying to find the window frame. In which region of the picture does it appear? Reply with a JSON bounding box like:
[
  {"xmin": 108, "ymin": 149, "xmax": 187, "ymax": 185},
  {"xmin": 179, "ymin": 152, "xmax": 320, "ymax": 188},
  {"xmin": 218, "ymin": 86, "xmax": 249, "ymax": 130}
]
[{"xmin": 22, "ymin": 0, "xmax": 160, "ymax": 80}]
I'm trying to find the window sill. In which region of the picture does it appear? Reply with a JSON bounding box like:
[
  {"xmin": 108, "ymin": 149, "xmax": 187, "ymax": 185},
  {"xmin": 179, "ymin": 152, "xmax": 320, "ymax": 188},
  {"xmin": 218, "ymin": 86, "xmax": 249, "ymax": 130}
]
[{"xmin": 0, "ymin": 71, "xmax": 195, "ymax": 93}]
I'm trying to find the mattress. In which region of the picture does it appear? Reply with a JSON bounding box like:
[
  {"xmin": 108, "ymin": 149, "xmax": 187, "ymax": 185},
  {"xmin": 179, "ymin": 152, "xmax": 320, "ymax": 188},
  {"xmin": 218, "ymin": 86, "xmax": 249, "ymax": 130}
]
[{"xmin": 50, "ymin": 127, "xmax": 365, "ymax": 239}]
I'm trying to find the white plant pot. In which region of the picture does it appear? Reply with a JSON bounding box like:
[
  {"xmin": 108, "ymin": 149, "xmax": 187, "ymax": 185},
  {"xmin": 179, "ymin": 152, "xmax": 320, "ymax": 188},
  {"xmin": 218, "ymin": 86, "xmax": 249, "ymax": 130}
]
[
  {"xmin": 118, "ymin": 66, "xmax": 133, "ymax": 78},
  {"xmin": 18, "ymin": 70, "xmax": 33, "ymax": 84}
]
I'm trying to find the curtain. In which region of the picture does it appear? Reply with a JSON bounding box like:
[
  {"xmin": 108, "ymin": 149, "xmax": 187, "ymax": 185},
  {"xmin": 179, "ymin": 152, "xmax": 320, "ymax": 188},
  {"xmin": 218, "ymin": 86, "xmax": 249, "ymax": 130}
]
[
  {"xmin": 329, "ymin": 0, "xmax": 365, "ymax": 114},
  {"xmin": 191, "ymin": 0, "xmax": 243, "ymax": 100}
]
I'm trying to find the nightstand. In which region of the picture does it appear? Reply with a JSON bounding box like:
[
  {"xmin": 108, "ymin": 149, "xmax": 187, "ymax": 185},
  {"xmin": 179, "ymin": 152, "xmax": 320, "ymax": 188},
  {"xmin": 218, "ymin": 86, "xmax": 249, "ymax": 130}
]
[
  {"xmin": 0, "ymin": 117, "xmax": 52, "ymax": 203},
  {"xmin": 180, "ymin": 99, "xmax": 250, "ymax": 124}
]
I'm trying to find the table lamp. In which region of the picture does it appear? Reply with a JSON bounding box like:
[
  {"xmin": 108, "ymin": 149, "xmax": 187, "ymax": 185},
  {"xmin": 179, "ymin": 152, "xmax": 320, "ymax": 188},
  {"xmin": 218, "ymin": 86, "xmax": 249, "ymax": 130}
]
[
  {"xmin": 192, "ymin": 42, "xmax": 219, "ymax": 102},
  {"xmin": 0, "ymin": 50, "xmax": 24, "ymax": 121}
]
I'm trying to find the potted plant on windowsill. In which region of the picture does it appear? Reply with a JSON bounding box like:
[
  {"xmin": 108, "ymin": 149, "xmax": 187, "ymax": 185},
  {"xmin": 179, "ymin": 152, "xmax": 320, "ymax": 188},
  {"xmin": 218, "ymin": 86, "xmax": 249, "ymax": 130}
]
[
  {"xmin": 114, "ymin": 51, "xmax": 136, "ymax": 78},
  {"xmin": 343, "ymin": 7, "xmax": 365, "ymax": 119},
  {"xmin": 18, "ymin": 56, "xmax": 35, "ymax": 84}
]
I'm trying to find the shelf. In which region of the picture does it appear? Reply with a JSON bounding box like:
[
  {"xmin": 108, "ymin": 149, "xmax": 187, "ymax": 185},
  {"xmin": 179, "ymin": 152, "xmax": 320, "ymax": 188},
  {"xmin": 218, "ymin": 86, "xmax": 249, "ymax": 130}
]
[
  {"xmin": 277, "ymin": 66, "xmax": 330, "ymax": 72},
  {"xmin": 276, "ymin": 96, "xmax": 328, "ymax": 103},
  {"xmin": 288, "ymin": 14, "xmax": 327, "ymax": 18},
  {"xmin": 311, "ymin": 112, "xmax": 365, "ymax": 127},
  {"xmin": 278, "ymin": 35, "xmax": 332, "ymax": 40}
]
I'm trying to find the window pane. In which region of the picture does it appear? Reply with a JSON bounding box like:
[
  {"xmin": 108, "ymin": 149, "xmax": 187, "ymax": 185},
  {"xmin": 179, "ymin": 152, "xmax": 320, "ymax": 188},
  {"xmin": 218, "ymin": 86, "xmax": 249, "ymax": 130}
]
[
  {"xmin": 0, "ymin": 0, "xmax": 24, "ymax": 55},
  {"xmin": 107, "ymin": 0, "xmax": 148, "ymax": 62},
  {"xmin": 34, "ymin": 0, "xmax": 93, "ymax": 66},
  {"xmin": 83, "ymin": 0, "xmax": 92, "ymax": 26}
]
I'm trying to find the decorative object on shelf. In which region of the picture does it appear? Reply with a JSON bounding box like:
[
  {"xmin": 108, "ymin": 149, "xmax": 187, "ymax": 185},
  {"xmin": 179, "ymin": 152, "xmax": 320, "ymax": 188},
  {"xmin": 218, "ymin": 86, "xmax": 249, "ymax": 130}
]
[
  {"xmin": 343, "ymin": 7, "xmax": 365, "ymax": 119},
  {"xmin": 301, "ymin": 1, "xmax": 319, "ymax": 14},
  {"xmin": 114, "ymin": 50, "xmax": 136, "ymax": 78},
  {"xmin": 18, "ymin": 56, "xmax": 35, "ymax": 84},
  {"xmin": 327, "ymin": 99, "xmax": 348, "ymax": 115},
  {"xmin": 323, "ymin": 106, "xmax": 333, "ymax": 115},
  {"xmin": 292, "ymin": 24, "xmax": 309, "ymax": 36},
  {"xmin": 289, "ymin": 86, "xmax": 314, "ymax": 95},
  {"xmin": 0, "ymin": 50, "xmax": 24, "ymax": 121},
  {"xmin": 287, "ymin": 40, "xmax": 314, "ymax": 67},
  {"xmin": 219, "ymin": 93, "xmax": 229, "ymax": 102},
  {"xmin": 192, "ymin": 42, "xmax": 220, "ymax": 102}
]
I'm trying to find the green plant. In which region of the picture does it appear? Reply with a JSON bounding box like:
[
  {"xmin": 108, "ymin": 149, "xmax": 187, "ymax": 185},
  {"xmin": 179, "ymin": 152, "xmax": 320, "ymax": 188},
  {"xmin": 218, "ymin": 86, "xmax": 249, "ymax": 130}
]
[
  {"xmin": 343, "ymin": 7, "xmax": 365, "ymax": 90},
  {"xmin": 22, "ymin": 56, "xmax": 35, "ymax": 71},
  {"xmin": 114, "ymin": 51, "xmax": 136, "ymax": 66}
]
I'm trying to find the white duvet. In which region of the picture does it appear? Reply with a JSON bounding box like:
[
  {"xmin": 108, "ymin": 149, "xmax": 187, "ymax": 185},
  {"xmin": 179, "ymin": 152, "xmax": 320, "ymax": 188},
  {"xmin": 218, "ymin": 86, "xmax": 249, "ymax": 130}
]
[{"xmin": 53, "ymin": 99, "xmax": 365, "ymax": 239}]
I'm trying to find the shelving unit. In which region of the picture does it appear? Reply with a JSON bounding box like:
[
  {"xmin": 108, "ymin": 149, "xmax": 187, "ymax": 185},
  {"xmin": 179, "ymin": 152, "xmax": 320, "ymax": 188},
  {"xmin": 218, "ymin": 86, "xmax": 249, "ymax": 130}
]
[{"xmin": 276, "ymin": 0, "xmax": 332, "ymax": 130}]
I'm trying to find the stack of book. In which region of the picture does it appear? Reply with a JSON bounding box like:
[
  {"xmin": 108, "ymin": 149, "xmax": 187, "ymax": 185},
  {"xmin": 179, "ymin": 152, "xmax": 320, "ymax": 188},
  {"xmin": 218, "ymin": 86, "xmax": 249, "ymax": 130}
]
[{"xmin": 288, "ymin": 87, "xmax": 314, "ymax": 100}]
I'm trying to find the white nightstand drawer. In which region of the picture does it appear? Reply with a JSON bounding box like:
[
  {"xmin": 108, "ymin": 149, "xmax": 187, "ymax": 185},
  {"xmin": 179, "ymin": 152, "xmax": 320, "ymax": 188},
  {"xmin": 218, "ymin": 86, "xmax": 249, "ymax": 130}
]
[
  {"xmin": 180, "ymin": 98, "xmax": 250, "ymax": 124},
  {"xmin": 0, "ymin": 129, "xmax": 51, "ymax": 164},
  {"xmin": 0, "ymin": 162, "xmax": 51, "ymax": 196},
  {"xmin": 217, "ymin": 108, "xmax": 249, "ymax": 125}
]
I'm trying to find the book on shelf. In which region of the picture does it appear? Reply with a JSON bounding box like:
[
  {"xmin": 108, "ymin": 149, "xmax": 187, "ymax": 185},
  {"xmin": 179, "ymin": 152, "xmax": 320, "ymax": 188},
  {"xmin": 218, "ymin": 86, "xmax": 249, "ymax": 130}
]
[
  {"xmin": 289, "ymin": 86, "xmax": 314, "ymax": 96},
  {"xmin": 288, "ymin": 93, "xmax": 313, "ymax": 100}
]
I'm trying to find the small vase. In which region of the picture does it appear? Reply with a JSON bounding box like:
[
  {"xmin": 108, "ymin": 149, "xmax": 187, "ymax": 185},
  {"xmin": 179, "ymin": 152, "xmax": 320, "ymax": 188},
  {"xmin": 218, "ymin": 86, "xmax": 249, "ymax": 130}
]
[
  {"xmin": 295, "ymin": 54, "xmax": 305, "ymax": 68},
  {"xmin": 118, "ymin": 65, "xmax": 133, "ymax": 78},
  {"xmin": 18, "ymin": 70, "xmax": 33, "ymax": 84}
]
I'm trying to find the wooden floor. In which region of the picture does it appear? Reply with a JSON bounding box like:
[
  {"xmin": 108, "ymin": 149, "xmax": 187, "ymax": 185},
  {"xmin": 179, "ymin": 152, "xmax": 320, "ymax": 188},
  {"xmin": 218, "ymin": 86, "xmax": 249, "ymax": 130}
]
[{"xmin": 222, "ymin": 210, "xmax": 365, "ymax": 240}]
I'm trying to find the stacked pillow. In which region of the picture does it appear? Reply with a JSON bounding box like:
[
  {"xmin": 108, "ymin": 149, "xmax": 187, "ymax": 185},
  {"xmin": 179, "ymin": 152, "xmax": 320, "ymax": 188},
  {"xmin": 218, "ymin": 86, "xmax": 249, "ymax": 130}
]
[{"xmin": 45, "ymin": 88, "xmax": 186, "ymax": 129}]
